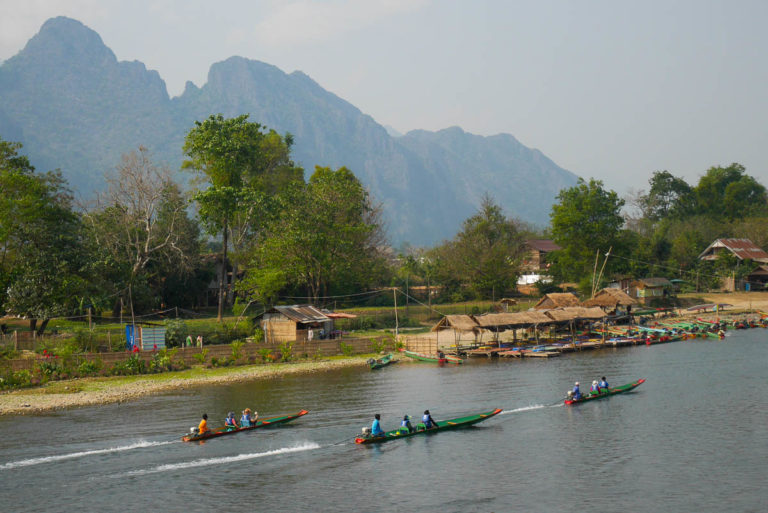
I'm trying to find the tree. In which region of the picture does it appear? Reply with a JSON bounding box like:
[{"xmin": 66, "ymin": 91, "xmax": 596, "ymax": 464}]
[
  {"xmin": 694, "ymin": 163, "xmax": 767, "ymax": 219},
  {"xmin": 430, "ymin": 195, "xmax": 525, "ymax": 299},
  {"xmin": 241, "ymin": 166, "xmax": 387, "ymax": 303},
  {"xmin": 0, "ymin": 138, "xmax": 88, "ymax": 333},
  {"xmin": 82, "ymin": 147, "xmax": 199, "ymax": 314},
  {"xmin": 549, "ymin": 178, "xmax": 625, "ymax": 282},
  {"xmin": 183, "ymin": 114, "xmax": 302, "ymax": 319},
  {"xmin": 642, "ymin": 171, "xmax": 695, "ymax": 221}
]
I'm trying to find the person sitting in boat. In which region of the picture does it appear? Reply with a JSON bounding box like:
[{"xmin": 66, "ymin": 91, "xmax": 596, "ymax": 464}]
[
  {"xmin": 224, "ymin": 412, "xmax": 239, "ymax": 430},
  {"xmin": 422, "ymin": 410, "xmax": 437, "ymax": 429},
  {"xmin": 241, "ymin": 408, "xmax": 256, "ymax": 427},
  {"xmin": 599, "ymin": 376, "xmax": 609, "ymax": 391},
  {"xmin": 590, "ymin": 380, "xmax": 601, "ymax": 395},
  {"xmin": 572, "ymin": 382, "xmax": 581, "ymax": 400},
  {"xmin": 401, "ymin": 415, "xmax": 414, "ymax": 433},
  {"xmin": 197, "ymin": 413, "xmax": 209, "ymax": 436},
  {"xmin": 371, "ymin": 414, "xmax": 385, "ymax": 437}
]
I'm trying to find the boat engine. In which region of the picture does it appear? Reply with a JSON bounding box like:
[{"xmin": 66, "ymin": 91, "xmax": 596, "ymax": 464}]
[
  {"xmin": 190, "ymin": 427, "xmax": 199, "ymax": 434},
  {"xmin": 566, "ymin": 390, "xmax": 574, "ymax": 399},
  {"xmin": 361, "ymin": 426, "xmax": 371, "ymax": 437}
]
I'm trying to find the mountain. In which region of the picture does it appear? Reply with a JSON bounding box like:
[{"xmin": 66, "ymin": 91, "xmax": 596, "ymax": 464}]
[{"xmin": 0, "ymin": 17, "xmax": 579, "ymax": 246}]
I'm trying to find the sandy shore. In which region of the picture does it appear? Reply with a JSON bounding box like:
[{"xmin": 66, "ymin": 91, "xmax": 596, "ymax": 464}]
[{"xmin": 0, "ymin": 357, "xmax": 373, "ymax": 416}]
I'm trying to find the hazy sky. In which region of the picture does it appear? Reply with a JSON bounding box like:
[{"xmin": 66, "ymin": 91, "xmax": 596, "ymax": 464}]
[{"xmin": 1, "ymin": 0, "xmax": 766, "ymax": 195}]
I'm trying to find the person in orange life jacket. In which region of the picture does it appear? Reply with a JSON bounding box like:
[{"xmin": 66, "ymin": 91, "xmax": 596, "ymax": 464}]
[
  {"xmin": 572, "ymin": 382, "xmax": 582, "ymax": 400},
  {"xmin": 401, "ymin": 415, "xmax": 414, "ymax": 433},
  {"xmin": 599, "ymin": 377, "xmax": 609, "ymax": 390},
  {"xmin": 371, "ymin": 414, "xmax": 385, "ymax": 436},
  {"xmin": 422, "ymin": 410, "xmax": 437, "ymax": 429},
  {"xmin": 198, "ymin": 414, "xmax": 209, "ymax": 435},
  {"xmin": 224, "ymin": 411, "xmax": 239, "ymax": 429}
]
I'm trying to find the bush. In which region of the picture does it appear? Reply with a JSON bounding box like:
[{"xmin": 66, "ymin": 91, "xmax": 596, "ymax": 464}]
[
  {"xmin": 149, "ymin": 349, "xmax": 173, "ymax": 373},
  {"xmin": 193, "ymin": 348, "xmax": 208, "ymax": 365},
  {"xmin": 0, "ymin": 369, "xmax": 32, "ymax": 389},
  {"xmin": 257, "ymin": 348, "xmax": 273, "ymax": 363},
  {"xmin": 340, "ymin": 342, "xmax": 354, "ymax": 357},
  {"xmin": 77, "ymin": 359, "xmax": 102, "ymax": 377},
  {"xmin": 278, "ymin": 342, "xmax": 293, "ymax": 362},
  {"xmin": 165, "ymin": 319, "xmax": 189, "ymax": 347},
  {"xmin": 251, "ymin": 328, "xmax": 264, "ymax": 343},
  {"xmin": 231, "ymin": 340, "xmax": 244, "ymax": 362},
  {"xmin": 371, "ymin": 338, "xmax": 386, "ymax": 353}
]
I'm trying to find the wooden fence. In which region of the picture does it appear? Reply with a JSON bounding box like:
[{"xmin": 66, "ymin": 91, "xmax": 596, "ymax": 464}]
[{"xmin": 4, "ymin": 336, "xmax": 390, "ymax": 372}]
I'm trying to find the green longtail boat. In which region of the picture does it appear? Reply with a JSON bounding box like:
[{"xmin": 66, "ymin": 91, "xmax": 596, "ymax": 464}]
[
  {"xmin": 402, "ymin": 350, "xmax": 464, "ymax": 364},
  {"xmin": 355, "ymin": 408, "xmax": 502, "ymax": 444},
  {"xmin": 182, "ymin": 410, "xmax": 308, "ymax": 441},
  {"xmin": 565, "ymin": 379, "xmax": 645, "ymax": 405},
  {"xmin": 368, "ymin": 353, "xmax": 395, "ymax": 370}
]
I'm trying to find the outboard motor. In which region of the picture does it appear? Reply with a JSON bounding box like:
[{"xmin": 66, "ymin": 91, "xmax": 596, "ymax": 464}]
[
  {"xmin": 190, "ymin": 427, "xmax": 199, "ymax": 435},
  {"xmin": 361, "ymin": 426, "xmax": 372, "ymax": 438},
  {"xmin": 566, "ymin": 390, "xmax": 574, "ymax": 399}
]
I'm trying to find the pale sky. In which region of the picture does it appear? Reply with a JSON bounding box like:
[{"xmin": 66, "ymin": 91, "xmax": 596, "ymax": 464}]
[{"xmin": 1, "ymin": 0, "xmax": 766, "ymax": 195}]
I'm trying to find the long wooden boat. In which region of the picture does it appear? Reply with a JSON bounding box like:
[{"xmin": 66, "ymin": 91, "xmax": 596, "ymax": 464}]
[
  {"xmin": 182, "ymin": 409, "xmax": 309, "ymax": 441},
  {"xmin": 355, "ymin": 408, "xmax": 502, "ymax": 444},
  {"xmin": 564, "ymin": 379, "xmax": 645, "ymax": 405},
  {"xmin": 368, "ymin": 353, "xmax": 395, "ymax": 370},
  {"xmin": 402, "ymin": 350, "xmax": 463, "ymax": 364}
]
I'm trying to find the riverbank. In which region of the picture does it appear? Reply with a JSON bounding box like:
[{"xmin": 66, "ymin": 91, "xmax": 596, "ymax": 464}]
[{"xmin": 0, "ymin": 356, "xmax": 374, "ymax": 416}]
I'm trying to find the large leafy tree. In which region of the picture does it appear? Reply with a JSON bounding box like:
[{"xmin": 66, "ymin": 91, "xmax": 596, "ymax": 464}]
[
  {"xmin": 183, "ymin": 114, "xmax": 302, "ymax": 319},
  {"xmin": 694, "ymin": 163, "xmax": 768, "ymax": 219},
  {"xmin": 0, "ymin": 138, "xmax": 88, "ymax": 333},
  {"xmin": 549, "ymin": 178, "xmax": 625, "ymax": 282},
  {"xmin": 642, "ymin": 170, "xmax": 695, "ymax": 221},
  {"xmin": 430, "ymin": 195, "xmax": 525, "ymax": 299},
  {"xmin": 241, "ymin": 166, "xmax": 387, "ymax": 303}
]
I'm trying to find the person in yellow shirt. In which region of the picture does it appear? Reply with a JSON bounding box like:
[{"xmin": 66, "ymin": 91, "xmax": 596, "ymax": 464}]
[{"xmin": 198, "ymin": 414, "xmax": 209, "ymax": 435}]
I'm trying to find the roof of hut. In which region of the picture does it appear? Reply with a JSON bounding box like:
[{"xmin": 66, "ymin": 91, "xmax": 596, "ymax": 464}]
[
  {"xmin": 266, "ymin": 305, "xmax": 330, "ymax": 323},
  {"xmin": 534, "ymin": 292, "xmax": 581, "ymax": 310},
  {"xmin": 582, "ymin": 288, "xmax": 638, "ymax": 307},
  {"xmin": 543, "ymin": 306, "xmax": 607, "ymax": 322},
  {"xmin": 432, "ymin": 315, "xmax": 480, "ymax": 332},
  {"xmin": 473, "ymin": 311, "xmax": 553, "ymax": 328},
  {"xmin": 499, "ymin": 298, "xmax": 518, "ymax": 305}
]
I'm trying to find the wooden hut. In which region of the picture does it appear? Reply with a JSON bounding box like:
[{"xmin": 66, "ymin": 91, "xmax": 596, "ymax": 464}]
[
  {"xmin": 432, "ymin": 315, "xmax": 481, "ymax": 346},
  {"xmin": 582, "ymin": 288, "xmax": 637, "ymax": 310},
  {"xmin": 534, "ymin": 292, "xmax": 580, "ymax": 310},
  {"xmin": 628, "ymin": 278, "xmax": 673, "ymax": 305},
  {"xmin": 260, "ymin": 305, "xmax": 333, "ymax": 343}
]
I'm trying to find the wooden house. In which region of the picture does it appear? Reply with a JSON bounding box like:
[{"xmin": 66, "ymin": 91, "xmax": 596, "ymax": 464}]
[
  {"xmin": 533, "ymin": 292, "xmax": 580, "ymax": 310},
  {"xmin": 260, "ymin": 305, "xmax": 334, "ymax": 344},
  {"xmin": 628, "ymin": 278, "xmax": 673, "ymax": 305},
  {"xmin": 518, "ymin": 240, "xmax": 561, "ymax": 290},
  {"xmin": 698, "ymin": 238, "xmax": 768, "ymax": 263}
]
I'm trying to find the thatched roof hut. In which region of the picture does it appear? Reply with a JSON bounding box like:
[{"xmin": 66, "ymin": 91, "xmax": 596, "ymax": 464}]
[
  {"xmin": 534, "ymin": 292, "xmax": 580, "ymax": 310},
  {"xmin": 582, "ymin": 288, "xmax": 637, "ymax": 308},
  {"xmin": 431, "ymin": 315, "xmax": 480, "ymax": 333}
]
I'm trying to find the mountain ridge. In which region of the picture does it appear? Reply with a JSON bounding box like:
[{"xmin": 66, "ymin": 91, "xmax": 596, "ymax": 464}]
[{"xmin": 0, "ymin": 16, "xmax": 579, "ymax": 245}]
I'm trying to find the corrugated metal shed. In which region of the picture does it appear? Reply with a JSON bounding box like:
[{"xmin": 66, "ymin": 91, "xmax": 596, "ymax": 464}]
[
  {"xmin": 268, "ymin": 305, "xmax": 331, "ymax": 323},
  {"xmin": 698, "ymin": 238, "xmax": 768, "ymax": 263}
]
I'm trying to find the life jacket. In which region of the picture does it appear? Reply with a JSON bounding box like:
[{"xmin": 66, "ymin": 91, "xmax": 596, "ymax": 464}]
[
  {"xmin": 401, "ymin": 419, "xmax": 411, "ymax": 427},
  {"xmin": 225, "ymin": 417, "xmax": 236, "ymax": 426},
  {"xmin": 241, "ymin": 415, "xmax": 250, "ymax": 426},
  {"xmin": 591, "ymin": 384, "xmax": 599, "ymax": 392},
  {"xmin": 600, "ymin": 380, "xmax": 609, "ymax": 389},
  {"xmin": 422, "ymin": 414, "xmax": 433, "ymax": 428}
]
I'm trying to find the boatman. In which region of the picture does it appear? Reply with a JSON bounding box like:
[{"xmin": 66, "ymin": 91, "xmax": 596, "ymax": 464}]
[
  {"xmin": 599, "ymin": 376, "xmax": 609, "ymax": 390},
  {"xmin": 372, "ymin": 414, "xmax": 385, "ymax": 437},
  {"xmin": 572, "ymin": 382, "xmax": 582, "ymax": 400},
  {"xmin": 198, "ymin": 414, "xmax": 209, "ymax": 436},
  {"xmin": 422, "ymin": 410, "xmax": 437, "ymax": 429}
]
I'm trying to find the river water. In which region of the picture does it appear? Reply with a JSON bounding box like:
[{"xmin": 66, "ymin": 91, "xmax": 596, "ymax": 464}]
[{"xmin": 1, "ymin": 329, "xmax": 767, "ymax": 512}]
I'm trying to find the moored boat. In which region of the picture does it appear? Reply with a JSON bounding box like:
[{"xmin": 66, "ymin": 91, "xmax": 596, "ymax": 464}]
[
  {"xmin": 355, "ymin": 408, "xmax": 502, "ymax": 444},
  {"xmin": 182, "ymin": 409, "xmax": 309, "ymax": 441},
  {"xmin": 402, "ymin": 350, "xmax": 463, "ymax": 364},
  {"xmin": 368, "ymin": 353, "xmax": 395, "ymax": 370},
  {"xmin": 564, "ymin": 379, "xmax": 645, "ymax": 405}
]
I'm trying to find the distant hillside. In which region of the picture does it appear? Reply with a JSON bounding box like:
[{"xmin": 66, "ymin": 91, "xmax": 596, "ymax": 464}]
[{"xmin": 0, "ymin": 17, "xmax": 579, "ymax": 245}]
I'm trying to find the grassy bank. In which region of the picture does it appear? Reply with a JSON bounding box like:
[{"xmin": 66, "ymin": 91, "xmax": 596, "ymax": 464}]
[{"xmin": 0, "ymin": 355, "xmax": 377, "ymax": 416}]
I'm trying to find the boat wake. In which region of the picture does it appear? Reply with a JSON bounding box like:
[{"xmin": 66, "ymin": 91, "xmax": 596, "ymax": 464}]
[
  {"xmin": 0, "ymin": 440, "xmax": 177, "ymax": 470},
  {"xmin": 501, "ymin": 404, "xmax": 548, "ymax": 414},
  {"xmin": 122, "ymin": 442, "xmax": 321, "ymax": 476}
]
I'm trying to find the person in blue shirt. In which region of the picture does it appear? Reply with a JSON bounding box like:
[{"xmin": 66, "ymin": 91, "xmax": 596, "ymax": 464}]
[
  {"xmin": 422, "ymin": 410, "xmax": 437, "ymax": 429},
  {"xmin": 224, "ymin": 412, "xmax": 239, "ymax": 430},
  {"xmin": 400, "ymin": 415, "xmax": 414, "ymax": 433},
  {"xmin": 371, "ymin": 414, "xmax": 385, "ymax": 436},
  {"xmin": 599, "ymin": 376, "xmax": 609, "ymax": 391},
  {"xmin": 572, "ymin": 382, "xmax": 582, "ymax": 400}
]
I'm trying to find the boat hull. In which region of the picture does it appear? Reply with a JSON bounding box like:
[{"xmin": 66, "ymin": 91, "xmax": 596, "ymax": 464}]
[
  {"xmin": 564, "ymin": 379, "xmax": 645, "ymax": 405},
  {"xmin": 355, "ymin": 408, "xmax": 502, "ymax": 444},
  {"xmin": 403, "ymin": 350, "xmax": 463, "ymax": 364},
  {"xmin": 182, "ymin": 410, "xmax": 309, "ymax": 441},
  {"xmin": 368, "ymin": 354, "xmax": 395, "ymax": 370}
]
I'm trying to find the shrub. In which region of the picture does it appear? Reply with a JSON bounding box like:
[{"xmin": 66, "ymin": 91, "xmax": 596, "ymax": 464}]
[
  {"xmin": 149, "ymin": 350, "xmax": 173, "ymax": 373},
  {"xmin": 193, "ymin": 348, "xmax": 208, "ymax": 365},
  {"xmin": 165, "ymin": 319, "xmax": 189, "ymax": 347},
  {"xmin": 278, "ymin": 342, "xmax": 293, "ymax": 362},
  {"xmin": 371, "ymin": 338, "xmax": 386, "ymax": 353},
  {"xmin": 77, "ymin": 359, "xmax": 102, "ymax": 377},
  {"xmin": 340, "ymin": 342, "xmax": 354, "ymax": 357},
  {"xmin": 257, "ymin": 348, "xmax": 273, "ymax": 363},
  {"xmin": 251, "ymin": 328, "xmax": 264, "ymax": 343},
  {"xmin": 231, "ymin": 340, "xmax": 244, "ymax": 362}
]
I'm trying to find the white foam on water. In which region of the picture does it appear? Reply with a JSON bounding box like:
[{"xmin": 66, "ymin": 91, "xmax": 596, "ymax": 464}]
[
  {"xmin": 501, "ymin": 404, "xmax": 547, "ymax": 414},
  {"xmin": 124, "ymin": 442, "xmax": 321, "ymax": 476},
  {"xmin": 0, "ymin": 440, "xmax": 177, "ymax": 470}
]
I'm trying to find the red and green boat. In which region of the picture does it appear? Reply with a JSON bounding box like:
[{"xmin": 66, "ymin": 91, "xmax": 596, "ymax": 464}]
[
  {"xmin": 182, "ymin": 409, "xmax": 309, "ymax": 441},
  {"xmin": 355, "ymin": 408, "xmax": 502, "ymax": 444},
  {"xmin": 402, "ymin": 350, "xmax": 464, "ymax": 364},
  {"xmin": 564, "ymin": 379, "xmax": 645, "ymax": 405}
]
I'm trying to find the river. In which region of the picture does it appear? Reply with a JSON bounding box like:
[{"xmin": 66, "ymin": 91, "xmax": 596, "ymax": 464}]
[{"xmin": 1, "ymin": 329, "xmax": 766, "ymax": 512}]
